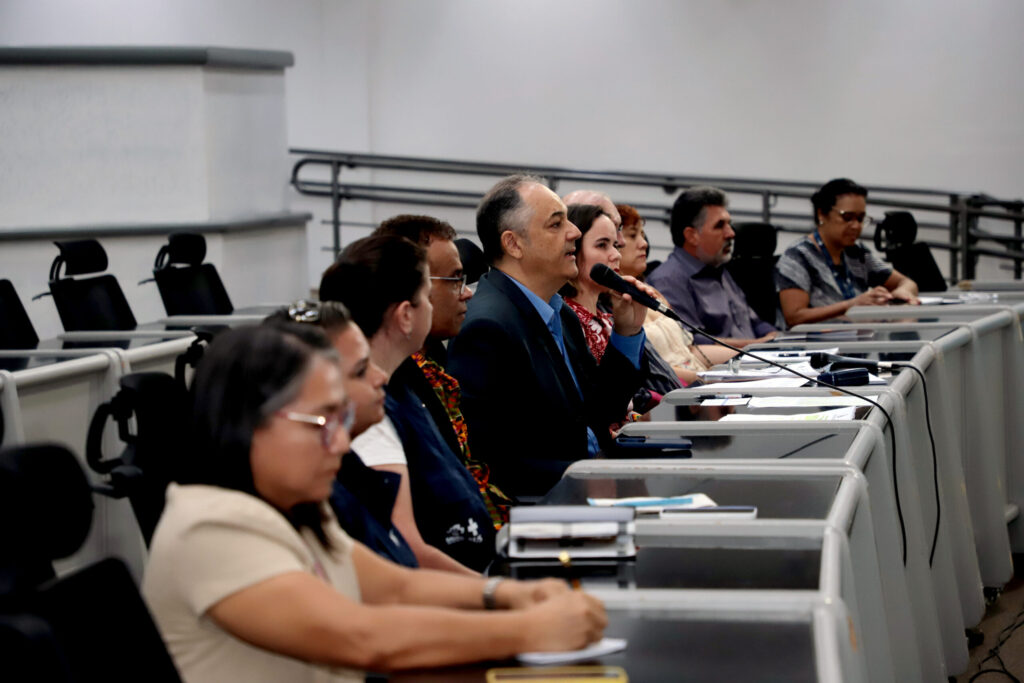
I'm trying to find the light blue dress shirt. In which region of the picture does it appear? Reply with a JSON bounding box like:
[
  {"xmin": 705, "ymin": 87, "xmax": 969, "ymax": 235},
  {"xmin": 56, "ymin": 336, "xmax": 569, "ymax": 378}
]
[{"xmin": 507, "ymin": 276, "xmax": 645, "ymax": 456}]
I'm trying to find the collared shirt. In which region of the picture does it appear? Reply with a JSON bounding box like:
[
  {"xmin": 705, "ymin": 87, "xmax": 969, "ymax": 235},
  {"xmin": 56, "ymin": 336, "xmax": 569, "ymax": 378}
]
[
  {"xmin": 647, "ymin": 247, "xmax": 775, "ymax": 344},
  {"xmin": 774, "ymin": 237, "xmax": 893, "ymax": 309},
  {"xmin": 507, "ymin": 276, "xmax": 644, "ymax": 455}
]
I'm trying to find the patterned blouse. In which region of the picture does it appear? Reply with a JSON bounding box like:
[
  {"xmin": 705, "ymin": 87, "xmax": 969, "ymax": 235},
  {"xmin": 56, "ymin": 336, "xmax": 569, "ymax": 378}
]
[
  {"xmin": 775, "ymin": 237, "xmax": 892, "ymax": 309},
  {"xmin": 565, "ymin": 298, "xmax": 614, "ymax": 361},
  {"xmin": 412, "ymin": 351, "xmax": 512, "ymax": 528}
]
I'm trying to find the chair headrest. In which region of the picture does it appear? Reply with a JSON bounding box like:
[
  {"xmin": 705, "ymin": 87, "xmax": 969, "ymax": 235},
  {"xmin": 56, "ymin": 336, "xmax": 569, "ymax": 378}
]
[
  {"xmin": 455, "ymin": 238, "xmax": 488, "ymax": 285},
  {"xmin": 51, "ymin": 240, "xmax": 108, "ymax": 278},
  {"xmin": 731, "ymin": 222, "xmax": 777, "ymax": 258},
  {"xmin": 874, "ymin": 211, "xmax": 918, "ymax": 252},
  {"xmin": 0, "ymin": 444, "xmax": 94, "ymax": 562},
  {"xmin": 156, "ymin": 233, "xmax": 207, "ymax": 270}
]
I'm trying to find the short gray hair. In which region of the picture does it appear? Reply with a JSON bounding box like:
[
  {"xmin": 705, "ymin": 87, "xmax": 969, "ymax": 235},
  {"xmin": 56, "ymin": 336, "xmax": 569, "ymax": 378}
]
[{"xmin": 476, "ymin": 174, "xmax": 544, "ymax": 263}]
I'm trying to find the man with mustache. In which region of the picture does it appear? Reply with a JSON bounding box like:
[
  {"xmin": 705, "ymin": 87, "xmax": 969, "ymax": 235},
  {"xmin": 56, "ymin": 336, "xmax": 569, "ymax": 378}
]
[
  {"xmin": 448, "ymin": 176, "xmax": 650, "ymax": 497},
  {"xmin": 647, "ymin": 186, "xmax": 777, "ymax": 347}
]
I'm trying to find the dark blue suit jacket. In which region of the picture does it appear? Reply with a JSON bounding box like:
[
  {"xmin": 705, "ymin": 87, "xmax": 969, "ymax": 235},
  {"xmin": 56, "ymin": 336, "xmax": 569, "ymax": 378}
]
[
  {"xmin": 447, "ymin": 270, "xmax": 644, "ymax": 497},
  {"xmin": 385, "ymin": 358, "xmax": 496, "ymax": 571}
]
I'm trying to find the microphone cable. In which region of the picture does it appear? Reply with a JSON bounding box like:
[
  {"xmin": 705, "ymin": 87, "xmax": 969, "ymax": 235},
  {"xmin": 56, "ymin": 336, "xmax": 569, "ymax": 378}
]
[
  {"xmin": 672, "ymin": 317, "xmax": 908, "ymax": 565},
  {"xmin": 809, "ymin": 353, "xmax": 941, "ymax": 566},
  {"xmin": 589, "ymin": 263, "xmax": 908, "ymax": 564},
  {"xmin": 890, "ymin": 362, "xmax": 941, "ymax": 566}
]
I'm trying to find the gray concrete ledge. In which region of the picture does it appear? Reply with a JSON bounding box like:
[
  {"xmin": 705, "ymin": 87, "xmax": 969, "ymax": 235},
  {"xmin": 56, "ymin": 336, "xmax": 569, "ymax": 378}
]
[
  {"xmin": 0, "ymin": 46, "xmax": 294, "ymax": 69},
  {"xmin": 0, "ymin": 212, "xmax": 311, "ymax": 241}
]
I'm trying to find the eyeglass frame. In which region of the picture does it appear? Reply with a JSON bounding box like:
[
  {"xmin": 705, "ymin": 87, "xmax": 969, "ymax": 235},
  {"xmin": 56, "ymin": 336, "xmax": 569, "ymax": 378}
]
[
  {"xmin": 832, "ymin": 209, "xmax": 874, "ymax": 227},
  {"xmin": 277, "ymin": 405, "xmax": 354, "ymax": 449},
  {"xmin": 429, "ymin": 274, "xmax": 468, "ymax": 292}
]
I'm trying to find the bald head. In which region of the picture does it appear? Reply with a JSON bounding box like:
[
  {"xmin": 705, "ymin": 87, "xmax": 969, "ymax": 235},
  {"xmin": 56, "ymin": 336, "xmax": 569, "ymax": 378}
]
[{"xmin": 561, "ymin": 190, "xmax": 621, "ymax": 228}]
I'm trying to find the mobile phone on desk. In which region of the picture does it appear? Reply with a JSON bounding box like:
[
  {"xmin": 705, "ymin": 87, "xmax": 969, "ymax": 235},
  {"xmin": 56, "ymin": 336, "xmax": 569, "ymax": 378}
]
[
  {"xmin": 615, "ymin": 434, "xmax": 692, "ymax": 456},
  {"xmin": 660, "ymin": 506, "xmax": 758, "ymax": 520}
]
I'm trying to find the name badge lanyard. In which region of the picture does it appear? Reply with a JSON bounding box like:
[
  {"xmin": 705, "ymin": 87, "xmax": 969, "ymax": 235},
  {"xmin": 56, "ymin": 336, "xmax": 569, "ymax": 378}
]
[{"xmin": 813, "ymin": 231, "xmax": 858, "ymax": 300}]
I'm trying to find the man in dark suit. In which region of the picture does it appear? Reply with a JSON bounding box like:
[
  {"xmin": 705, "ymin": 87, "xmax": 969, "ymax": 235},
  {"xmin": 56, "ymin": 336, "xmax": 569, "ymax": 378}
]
[{"xmin": 447, "ymin": 175, "xmax": 651, "ymax": 497}]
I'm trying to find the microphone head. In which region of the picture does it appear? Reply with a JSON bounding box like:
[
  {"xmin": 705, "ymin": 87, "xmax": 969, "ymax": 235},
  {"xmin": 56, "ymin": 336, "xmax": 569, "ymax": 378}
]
[
  {"xmin": 589, "ymin": 263, "xmax": 622, "ymax": 291},
  {"xmin": 809, "ymin": 352, "xmax": 834, "ymax": 369}
]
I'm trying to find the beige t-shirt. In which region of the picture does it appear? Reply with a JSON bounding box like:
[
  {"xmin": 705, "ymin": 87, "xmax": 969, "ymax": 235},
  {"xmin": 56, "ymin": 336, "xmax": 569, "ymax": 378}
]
[
  {"xmin": 643, "ymin": 290, "xmax": 709, "ymax": 373},
  {"xmin": 142, "ymin": 484, "xmax": 363, "ymax": 683}
]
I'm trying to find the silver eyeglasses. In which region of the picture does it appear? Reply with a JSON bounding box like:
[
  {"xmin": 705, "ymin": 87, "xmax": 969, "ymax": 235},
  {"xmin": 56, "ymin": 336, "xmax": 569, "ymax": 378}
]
[
  {"xmin": 277, "ymin": 405, "xmax": 355, "ymax": 448},
  {"xmin": 833, "ymin": 209, "xmax": 874, "ymax": 228},
  {"xmin": 430, "ymin": 274, "xmax": 468, "ymax": 292}
]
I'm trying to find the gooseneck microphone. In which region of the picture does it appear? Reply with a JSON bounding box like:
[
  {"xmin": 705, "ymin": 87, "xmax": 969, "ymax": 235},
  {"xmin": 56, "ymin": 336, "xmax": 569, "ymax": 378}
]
[
  {"xmin": 589, "ymin": 264, "xmax": 680, "ymax": 320},
  {"xmin": 808, "ymin": 352, "xmax": 894, "ymax": 373},
  {"xmin": 590, "ymin": 263, "xmax": 914, "ymax": 566}
]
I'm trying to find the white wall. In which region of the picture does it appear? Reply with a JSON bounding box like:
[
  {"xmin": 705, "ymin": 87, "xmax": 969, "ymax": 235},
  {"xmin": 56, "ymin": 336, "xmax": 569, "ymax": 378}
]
[
  {"xmin": 358, "ymin": 0, "xmax": 1024, "ymax": 195},
  {"xmin": 2, "ymin": 0, "xmax": 1021, "ymax": 284}
]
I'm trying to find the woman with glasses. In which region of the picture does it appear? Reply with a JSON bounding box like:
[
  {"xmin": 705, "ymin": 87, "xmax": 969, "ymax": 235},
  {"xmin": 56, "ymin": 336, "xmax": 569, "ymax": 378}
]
[
  {"xmin": 265, "ymin": 300, "xmax": 417, "ymax": 568},
  {"xmin": 143, "ymin": 324, "xmax": 605, "ymax": 682},
  {"xmin": 775, "ymin": 177, "xmax": 919, "ymax": 327}
]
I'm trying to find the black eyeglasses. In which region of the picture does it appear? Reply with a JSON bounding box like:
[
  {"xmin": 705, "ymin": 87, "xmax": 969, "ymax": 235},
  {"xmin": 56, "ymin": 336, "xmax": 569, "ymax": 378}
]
[{"xmin": 430, "ymin": 274, "xmax": 468, "ymax": 292}]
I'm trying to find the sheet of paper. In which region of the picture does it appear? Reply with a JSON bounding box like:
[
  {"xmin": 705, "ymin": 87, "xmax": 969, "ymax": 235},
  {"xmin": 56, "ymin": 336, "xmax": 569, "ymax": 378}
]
[
  {"xmin": 718, "ymin": 407, "xmax": 858, "ymax": 422},
  {"xmin": 700, "ymin": 397, "xmax": 751, "ymax": 406},
  {"xmin": 748, "ymin": 396, "xmax": 869, "ymax": 408},
  {"xmin": 699, "ymin": 361, "xmax": 817, "ymax": 381},
  {"xmin": 517, "ymin": 637, "xmax": 627, "ymax": 666},
  {"xmin": 699, "ymin": 377, "xmax": 810, "ymax": 390},
  {"xmin": 739, "ymin": 347, "xmax": 839, "ymax": 364},
  {"xmin": 588, "ymin": 493, "xmax": 717, "ymax": 512}
]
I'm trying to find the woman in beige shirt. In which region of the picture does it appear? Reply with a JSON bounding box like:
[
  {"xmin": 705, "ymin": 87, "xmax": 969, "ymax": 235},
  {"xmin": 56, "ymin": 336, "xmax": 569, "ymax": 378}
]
[{"xmin": 143, "ymin": 324, "xmax": 606, "ymax": 682}]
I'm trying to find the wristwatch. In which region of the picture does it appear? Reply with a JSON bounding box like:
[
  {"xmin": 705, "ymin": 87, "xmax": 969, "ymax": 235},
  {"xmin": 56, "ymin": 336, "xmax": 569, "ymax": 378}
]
[{"xmin": 482, "ymin": 577, "xmax": 504, "ymax": 610}]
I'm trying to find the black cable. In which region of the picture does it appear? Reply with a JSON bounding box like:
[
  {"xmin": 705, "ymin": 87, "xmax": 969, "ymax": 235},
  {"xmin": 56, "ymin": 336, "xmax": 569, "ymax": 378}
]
[
  {"xmin": 586, "ymin": 265, "xmax": 908, "ymax": 564},
  {"xmin": 671, "ymin": 317, "xmax": 908, "ymax": 565},
  {"xmin": 891, "ymin": 362, "xmax": 941, "ymax": 566},
  {"xmin": 969, "ymin": 670, "xmax": 1021, "ymax": 682},
  {"xmin": 776, "ymin": 433, "xmax": 837, "ymax": 459},
  {"xmin": 969, "ymin": 602, "xmax": 1024, "ymax": 682}
]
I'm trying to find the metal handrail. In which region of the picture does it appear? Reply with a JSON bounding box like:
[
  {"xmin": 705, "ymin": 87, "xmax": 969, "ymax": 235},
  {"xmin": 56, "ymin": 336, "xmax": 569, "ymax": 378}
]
[{"xmin": 290, "ymin": 149, "xmax": 1024, "ymax": 282}]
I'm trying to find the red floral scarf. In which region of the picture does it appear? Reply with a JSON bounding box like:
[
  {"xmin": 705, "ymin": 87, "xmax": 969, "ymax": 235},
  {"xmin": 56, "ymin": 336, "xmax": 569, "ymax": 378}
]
[{"xmin": 566, "ymin": 298, "xmax": 613, "ymax": 361}]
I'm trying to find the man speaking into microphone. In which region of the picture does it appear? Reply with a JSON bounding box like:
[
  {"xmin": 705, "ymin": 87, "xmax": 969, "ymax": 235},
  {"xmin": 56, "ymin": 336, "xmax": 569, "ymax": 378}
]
[{"xmin": 447, "ymin": 175, "xmax": 652, "ymax": 497}]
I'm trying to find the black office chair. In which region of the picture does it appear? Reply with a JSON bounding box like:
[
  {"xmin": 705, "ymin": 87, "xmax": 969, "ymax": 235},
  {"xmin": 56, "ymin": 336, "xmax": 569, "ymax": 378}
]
[
  {"xmin": 0, "ymin": 279, "xmax": 40, "ymax": 371},
  {"xmin": 0, "ymin": 443, "xmax": 181, "ymax": 682},
  {"xmin": 39, "ymin": 239, "xmax": 137, "ymax": 331},
  {"xmin": 455, "ymin": 237, "xmax": 488, "ymax": 286},
  {"xmin": 86, "ymin": 372, "xmax": 190, "ymax": 546},
  {"xmin": 874, "ymin": 212, "xmax": 947, "ymax": 293},
  {"xmin": 643, "ymin": 259, "xmax": 663, "ymax": 280},
  {"xmin": 148, "ymin": 233, "xmax": 233, "ymax": 315},
  {"xmin": 0, "ymin": 444, "xmax": 93, "ymax": 594},
  {"xmin": 0, "ymin": 280, "xmax": 39, "ymax": 350},
  {"xmin": 726, "ymin": 222, "xmax": 780, "ymax": 326}
]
